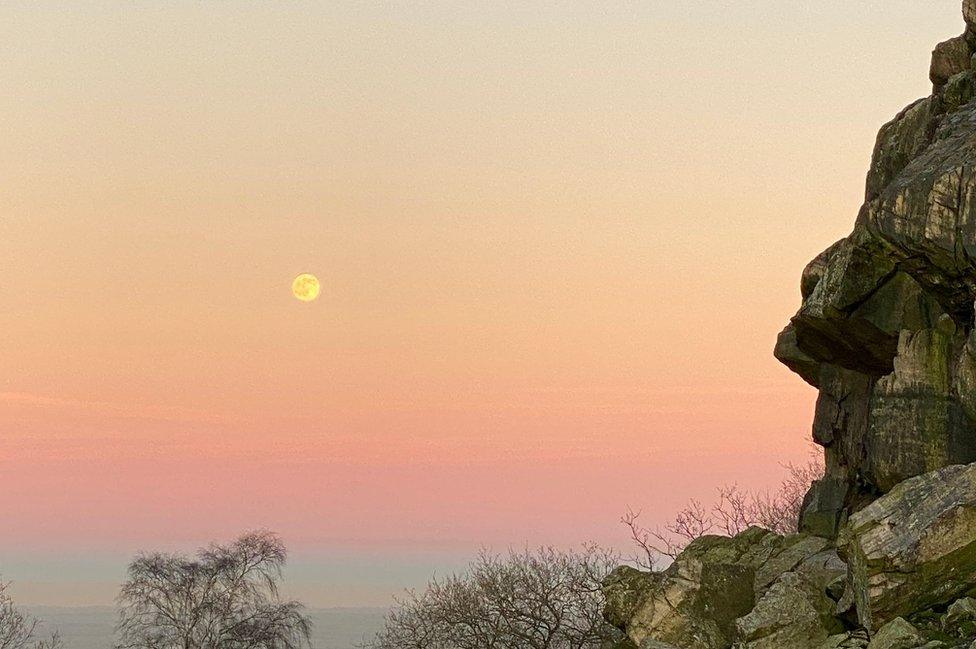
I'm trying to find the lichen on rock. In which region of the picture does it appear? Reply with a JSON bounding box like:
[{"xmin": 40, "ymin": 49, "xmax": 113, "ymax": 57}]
[
  {"xmin": 776, "ymin": 0, "xmax": 976, "ymax": 539},
  {"xmin": 838, "ymin": 464, "xmax": 976, "ymax": 632},
  {"xmin": 603, "ymin": 529, "xmax": 843, "ymax": 649}
]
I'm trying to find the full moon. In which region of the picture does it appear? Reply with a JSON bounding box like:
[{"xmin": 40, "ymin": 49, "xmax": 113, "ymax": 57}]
[{"xmin": 292, "ymin": 273, "xmax": 321, "ymax": 302}]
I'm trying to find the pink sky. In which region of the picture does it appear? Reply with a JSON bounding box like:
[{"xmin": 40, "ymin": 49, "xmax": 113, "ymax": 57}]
[{"xmin": 0, "ymin": 1, "xmax": 964, "ymax": 606}]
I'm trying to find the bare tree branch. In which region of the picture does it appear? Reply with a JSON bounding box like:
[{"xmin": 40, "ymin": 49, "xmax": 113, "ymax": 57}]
[
  {"xmin": 623, "ymin": 453, "xmax": 825, "ymax": 564},
  {"xmin": 363, "ymin": 546, "xmax": 620, "ymax": 649}
]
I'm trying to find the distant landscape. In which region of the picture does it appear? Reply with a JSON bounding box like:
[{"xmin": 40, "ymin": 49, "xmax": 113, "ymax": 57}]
[{"xmin": 26, "ymin": 607, "xmax": 387, "ymax": 649}]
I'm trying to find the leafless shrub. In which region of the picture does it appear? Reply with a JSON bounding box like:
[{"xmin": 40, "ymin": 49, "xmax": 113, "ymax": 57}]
[
  {"xmin": 364, "ymin": 545, "xmax": 620, "ymax": 649},
  {"xmin": 622, "ymin": 498, "xmax": 713, "ymax": 568},
  {"xmin": 0, "ymin": 581, "xmax": 61, "ymax": 649},
  {"xmin": 116, "ymin": 530, "xmax": 311, "ymax": 649},
  {"xmin": 624, "ymin": 456, "xmax": 824, "ymax": 566}
]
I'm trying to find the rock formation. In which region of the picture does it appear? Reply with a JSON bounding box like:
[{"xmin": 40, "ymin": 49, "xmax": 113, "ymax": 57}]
[
  {"xmin": 603, "ymin": 4, "xmax": 976, "ymax": 647},
  {"xmin": 603, "ymin": 530, "xmax": 840, "ymax": 648},
  {"xmin": 774, "ymin": 3, "xmax": 976, "ymax": 539}
]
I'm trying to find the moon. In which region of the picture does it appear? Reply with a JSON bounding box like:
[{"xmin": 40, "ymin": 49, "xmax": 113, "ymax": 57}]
[{"xmin": 292, "ymin": 273, "xmax": 321, "ymax": 302}]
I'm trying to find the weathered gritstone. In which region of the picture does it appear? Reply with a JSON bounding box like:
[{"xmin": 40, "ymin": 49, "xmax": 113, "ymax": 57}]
[
  {"xmin": 776, "ymin": 1, "xmax": 976, "ymax": 538},
  {"xmin": 604, "ymin": 5, "xmax": 976, "ymax": 649},
  {"xmin": 838, "ymin": 464, "xmax": 976, "ymax": 633},
  {"xmin": 603, "ymin": 478, "xmax": 976, "ymax": 647},
  {"xmin": 602, "ymin": 529, "xmax": 845, "ymax": 649}
]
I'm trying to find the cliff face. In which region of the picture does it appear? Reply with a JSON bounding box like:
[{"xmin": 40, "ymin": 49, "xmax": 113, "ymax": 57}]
[
  {"xmin": 604, "ymin": 5, "xmax": 976, "ymax": 649},
  {"xmin": 775, "ymin": 5, "xmax": 976, "ymax": 538}
]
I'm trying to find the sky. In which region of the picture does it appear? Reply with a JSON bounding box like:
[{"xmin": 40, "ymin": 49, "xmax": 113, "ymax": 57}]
[{"xmin": 0, "ymin": 1, "xmax": 965, "ymax": 607}]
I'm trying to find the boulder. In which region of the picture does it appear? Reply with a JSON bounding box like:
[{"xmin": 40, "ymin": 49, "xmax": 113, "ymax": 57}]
[
  {"xmin": 602, "ymin": 543, "xmax": 755, "ymax": 648},
  {"xmin": 838, "ymin": 464, "xmax": 976, "ymax": 632},
  {"xmin": 931, "ymin": 36, "xmax": 973, "ymax": 89},
  {"xmin": 750, "ymin": 534, "xmax": 834, "ymax": 592},
  {"xmin": 603, "ymin": 529, "xmax": 838, "ymax": 649},
  {"xmin": 943, "ymin": 597, "xmax": 976, "ymax": 636},
  {"xmin": 603, "ymin": 566, "xmax": 662, "ymax": 632},
  {"xmin": 799, "ymin": 476, "xmax": 849, "ymax": 539},
  {"xmin": 866, "ymin": 618, "xmax": 923, "ymax": 649},
  {"xmin": 732, "ymin": 571, "xmax": 844, "ymax": 648}
]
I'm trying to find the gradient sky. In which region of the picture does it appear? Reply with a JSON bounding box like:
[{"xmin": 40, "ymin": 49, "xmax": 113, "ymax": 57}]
[{"xmin": 0, "ymin": 1, "xmax": 965, "ymax": 607}]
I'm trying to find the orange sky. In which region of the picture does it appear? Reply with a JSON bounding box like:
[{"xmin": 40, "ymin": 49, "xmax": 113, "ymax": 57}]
[{"xmin": 0, "ymin": 1, "xmax": 964, "ymax": 606}]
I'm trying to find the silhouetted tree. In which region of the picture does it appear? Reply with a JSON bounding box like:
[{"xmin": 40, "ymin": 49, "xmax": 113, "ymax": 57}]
[
  {"xmin": 116, "ymin": 530, "xmax": 311, "ymax": 649},
  {"xmin": 365, "ymin": 545, "xmax": 620, "ymax": 649},
  {"xmin": 0, "ymin": 580, "xmax": 61, "ymax": 649}
]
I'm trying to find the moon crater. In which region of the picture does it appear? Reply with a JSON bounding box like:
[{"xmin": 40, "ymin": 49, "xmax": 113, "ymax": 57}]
[{"xmin": 292, "ymin": 273, "xmax": 321, "ymax": 302}]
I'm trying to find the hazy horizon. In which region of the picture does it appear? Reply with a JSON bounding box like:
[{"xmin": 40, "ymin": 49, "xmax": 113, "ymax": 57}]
[
  {"xmin": 26, "ymin": 606, "xmax": 387, "ymax": 649},
  {"xmin": 1, "ymin": 0, "xmax": 965, "ymax": 609}
]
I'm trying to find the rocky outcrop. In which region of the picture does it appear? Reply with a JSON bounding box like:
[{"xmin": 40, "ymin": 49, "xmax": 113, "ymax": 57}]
[
  {"xmin": 603, "ymin": 463, "xmax": 976, "ymax": 645},
  {"xmin": 839, "ymin": 464, "xmax": 976, "ymax": 633},
  {"xmin": 602, "ymin": 532, "xmax": 760, "ymax": 648},
  {"xmin": 604, "ymin": 473, "xmax": 976, "ymax": 647},
  {"xmin": 776, "ymin": 0, "xmax": 976, "ymax": 537},
  {"xmin": 604, "ymin": 5, "xmax": 976, "ymax": 649},
  {"xmin": 864, "ymin": 618, "xmax": 922, "ymax": 649},
  {"xmin": 603, "ymin": 529, "xmax": 845, "ymax": 649}
]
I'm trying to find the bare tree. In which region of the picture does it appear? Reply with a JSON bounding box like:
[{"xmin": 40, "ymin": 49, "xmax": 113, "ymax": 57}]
[
  {"xmin": 116, "ymin": 530, "xmax": 311, "ymax": 649},
  {"xmin": 624, "ymin": 456, "xmax": 824, "ymax": 565},
  {"xmin": 365, "ymin": 545, "xmax": 620, "ymax": 649},
  {"xmin": 0, "ymin": 581, "xmax": 61, "ymax": 649}
]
